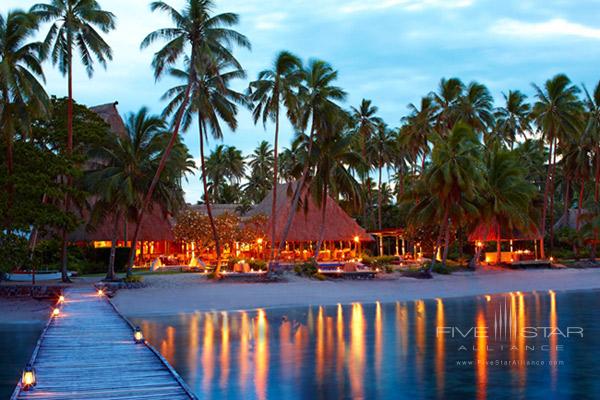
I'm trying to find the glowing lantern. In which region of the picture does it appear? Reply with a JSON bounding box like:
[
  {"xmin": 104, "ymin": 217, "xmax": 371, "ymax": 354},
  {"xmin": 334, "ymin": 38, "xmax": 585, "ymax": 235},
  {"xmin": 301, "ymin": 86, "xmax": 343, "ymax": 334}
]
[
  {"xmin": 476, "ymin": 241, "xmax": 484, "ymax": 248},
  {"xmin": 256, "ymin": 238, "xmax": 263, "ymax": 245},
  {"xmin": 97, "ymin": 289, "xmax": 104, "ymax": 296},
  {"xmin": 58, "ymin": 295, "xmax": 65, "ymax": 303},
  {"xmin": 485, "ymin": 295, "xmax": 491, "ymax": 302},
  {"xmin": 21, "ymin": 364, "xmax": 36, "ymax": 390},
  {"xmin": 52, "ymin": 308, "xmax": 60, "ymax": 317},
  {"xmin": 353, "ymin": 236, "xmax": 360, "ymax": 243},
  {"xmin": 134, "ymin": 327, "xmax": 144, "ymax": 344},
  {"xmin": 549, "ymin": 256, "xmax": 555, "ymax": 263}
]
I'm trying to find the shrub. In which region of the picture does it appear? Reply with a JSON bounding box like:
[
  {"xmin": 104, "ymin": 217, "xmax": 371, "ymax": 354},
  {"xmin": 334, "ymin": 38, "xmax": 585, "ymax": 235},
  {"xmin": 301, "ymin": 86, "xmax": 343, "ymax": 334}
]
[
  {"xmin": 294, "ymin": 260, "xmax": 319, "ymax": 278},
  {"xmin": 249, "ymin": 260, "xmax": 267, "ymax": 271},
  {"xmin": 0, "ymin": 233, "xmax": 29, "ymax": 274},
  {"xmin": 123, "ymin": 275, "xmax": 143, "ymax": 283}
]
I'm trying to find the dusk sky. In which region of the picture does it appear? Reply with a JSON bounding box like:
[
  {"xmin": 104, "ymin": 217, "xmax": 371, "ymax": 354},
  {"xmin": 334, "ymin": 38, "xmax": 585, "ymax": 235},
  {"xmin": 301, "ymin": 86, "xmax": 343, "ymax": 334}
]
[{"xmin": 4, "ymin": 0, "xmax": 600, "ymax": 202}]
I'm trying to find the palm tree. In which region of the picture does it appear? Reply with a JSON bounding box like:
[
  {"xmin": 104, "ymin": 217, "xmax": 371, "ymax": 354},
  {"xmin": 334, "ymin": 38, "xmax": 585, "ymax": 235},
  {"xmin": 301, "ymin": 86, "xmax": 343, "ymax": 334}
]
[
  {"xmin": 248, "ymin": 51, "xmax": 303, "ymax": 265},
  {"xmin": 88, "ymin": 107, "xmax": 191, "ymax": 279},
  {"xmin": 455, "ymin": 81, "xmax": 495, "ymax": 136},
  {"xmin": 472, "ymin": 144, "xmax": 537, "ymax": 267},
  {"xmin": 139, "ymin": 0, "xmax": 249, "ymax": 277},
  {"xmin": 401, "ymin": 96, "xmax": 438, "ymax": 173},
  {"xmin": 245, "ymin": 141, "xmax": 274, "ymax": 204},
  {"xmin": 410, "ymin": 123, "xmax": 484, "ymax": 271},
  {"xmin": 162, "ymin": 57, "xmax": 247, "ymax": 277},
  {"xmin": 276, "ymin": 59, "xmax": 347, "ymax": 261},
  {"xmin": 0, "ymin": 10, "xmax": 49, "ymax": 230},
  {"xmin": 494, "ymin": 90, "xmax": 531, "ymax": 149},
  {"xmin": 205, "ymin": 144, "xmax": 245, "ymax": 201},
  {"xmin": 532, "ymin": 74, "xmax": 582, "ymax": 258},
  {"xmin": 432, "ymin": 77, "xmax": 464, "ymax": 133},
  {"xmin": 367, "ymin": 122, "xmax": 395, "ymax": 232},
  {"xmin": 582, "ymin": 81, "xmax": 600, "ymax": 256},
  {"xmin": 32, "ymin": 0, "xmax": 115, "ymax": 282},
  {"xmin": 119, "ymin": 108, "xmax": 193, "ymax": 276},
  {"xmin": 350, "ymin": 99, "xmax": 381, "ymax": 159},
  {"xmin": 293, "ymin": 114, "xmax": 363, "ymax": 260}
]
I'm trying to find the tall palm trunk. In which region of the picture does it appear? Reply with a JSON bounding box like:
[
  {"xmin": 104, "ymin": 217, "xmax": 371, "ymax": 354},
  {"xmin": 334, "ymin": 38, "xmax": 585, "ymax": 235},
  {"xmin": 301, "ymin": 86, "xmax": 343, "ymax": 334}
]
[
  {"xmin": 60, "ymin": 44, "xmax": 74, "ymax": 283},
  {"xmin": 269, "ymin": 104, "xmax": 280, "ymax": 268},
  {"xmin": 377, "ymin": 158, "xmax": 383, "ymax": 231},
  {"xmin": 563, "ymin": 179, "xmax": 571, "ymax": 223},
  {"xmin": 276, "ymin": 120, "xmax": 317, "ymax": 262},
  {"xmin": 549, "ymin": 136, "xmax": 559, "ymax": 255},
  {"xmin": 540, "ymin": 133, "xmax": 555, "ymax": 259},
  {"xmin": 593, "ymin": 148, "xmax": 600, "ymax": 260},
  {"xmin": 107, "ymin": 211, "xmax": 119, "ymax": 281},
  {"xmin": 496, "ymin": 224, "xmax": 502, "ymax": 266},
  {"xmin": 199, "ymin": 118, "xmax": 222, "ymax": 277},
  {"xmin": 577, "ymin": 179, "xmax": 584, "ymax": 231},
  {"xmin": 314, "ymin": 183, "xmax": 328, "ymax": 261},
  {"xmin": 430, "ymin": 207, "xmax": 449, "ymax": 273},
  {"xmin": 126, "ymin": 83, "xmax": 192, "ymax": 277},
  {"xmin": 441, "ymin": 217, "xmax": 452, "ymax": 268}
]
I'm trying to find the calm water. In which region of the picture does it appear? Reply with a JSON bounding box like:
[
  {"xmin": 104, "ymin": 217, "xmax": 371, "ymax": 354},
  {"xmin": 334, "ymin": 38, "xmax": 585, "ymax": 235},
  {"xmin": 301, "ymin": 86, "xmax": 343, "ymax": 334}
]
[
  {"xmin": 0, "ymin": 322, "xmax": 44, "ymax": 399},
  {"xmin": 132, "ymin": 290, "xmax": 600, "ymax": 400}
]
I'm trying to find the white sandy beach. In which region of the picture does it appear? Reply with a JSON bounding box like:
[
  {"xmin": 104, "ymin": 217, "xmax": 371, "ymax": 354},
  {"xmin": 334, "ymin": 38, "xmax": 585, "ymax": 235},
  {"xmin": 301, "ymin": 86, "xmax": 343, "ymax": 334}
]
[{"xmin": 112, "ymin": 268, "xmax": 600, "ymax": 317}]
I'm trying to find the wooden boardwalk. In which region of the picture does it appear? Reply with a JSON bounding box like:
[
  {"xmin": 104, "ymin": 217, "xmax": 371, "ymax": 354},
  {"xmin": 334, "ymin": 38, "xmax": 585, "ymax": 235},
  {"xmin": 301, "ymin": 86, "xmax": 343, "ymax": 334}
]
[{"xmin": 12, "ymin": 287, "xmax": 196, "ymax": 400}]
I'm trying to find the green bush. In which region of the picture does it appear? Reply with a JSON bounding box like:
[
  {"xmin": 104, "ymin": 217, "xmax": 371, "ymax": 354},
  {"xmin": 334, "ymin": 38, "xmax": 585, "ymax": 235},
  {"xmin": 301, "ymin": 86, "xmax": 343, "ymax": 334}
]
[
  {"xmin": 294, "ymin": 260, "xmax": 319, "ymax": 277},
  {"xmin": 123, "ymin": 275, "xmax": 143, "ymax": 283},
  {"xmin": 0, "ymin": 233, "xmax": 29, "ymax": 274},
  {"xmin": 83, "ymin": 247, "xmax": 131, "ymax": 275},
  {"xmin": 249, "ymin": 260, "xmax": 267, "ymax": 271}
]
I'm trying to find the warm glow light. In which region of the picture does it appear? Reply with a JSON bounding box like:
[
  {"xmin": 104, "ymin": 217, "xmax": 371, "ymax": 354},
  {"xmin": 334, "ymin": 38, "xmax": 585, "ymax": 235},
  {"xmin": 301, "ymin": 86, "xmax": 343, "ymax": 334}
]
[
  {"xmin": 134, "ymin": 327, "xmax": 144, "ymax": 344},
  {"xmin": 256, "ymin": 238, "xmax": 263, "ymax": 245},
  {"xmin": 58, "ymin": 295, "xmax": 65, "ymax": 303},
  {"xmin": 21, "ymin": 364, "xmax": 36, "ymax": 390},
  {"xmin": 484, "ymin": 295, "xmax": 491, "ymax": 302},
  {"xmin": 97, "ymin": 289, "xmax": 104, "ymax": 296},
  {"xmin": 52, "ymin": 308, "xmax": 60, "ymax": 317},
  {"xmin": 476, "ymin": 241, "xmax": 484, "ymax": 248},
  {"xmin": 353, "ymin": 235, "xmax": 360, "ymax": 243},
  {"xmin": 549, "ymin": 256, "xmax": 555, "ymax": 262}
]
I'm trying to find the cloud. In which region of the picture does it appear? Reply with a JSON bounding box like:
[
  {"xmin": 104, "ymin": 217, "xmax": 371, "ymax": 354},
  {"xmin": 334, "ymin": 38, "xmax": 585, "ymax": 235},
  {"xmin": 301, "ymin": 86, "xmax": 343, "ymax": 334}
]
[
  {"xmin": 491, "ymin": 18, "xmax": 600, "ymax": 40},
  {"xmin": 340, "ymin": 0, "xmax": 474, "ymax": 14},
  {"xmin": 253, "ymin": 12, "xmax": 288, "ymax": 31}
]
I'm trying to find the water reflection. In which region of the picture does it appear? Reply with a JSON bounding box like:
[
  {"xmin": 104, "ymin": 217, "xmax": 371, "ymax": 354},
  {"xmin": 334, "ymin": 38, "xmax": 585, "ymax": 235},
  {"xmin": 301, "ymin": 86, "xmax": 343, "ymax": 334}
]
[{"xmin": 133, "ymin": 290, "xmax": 598, "ymax": 400}]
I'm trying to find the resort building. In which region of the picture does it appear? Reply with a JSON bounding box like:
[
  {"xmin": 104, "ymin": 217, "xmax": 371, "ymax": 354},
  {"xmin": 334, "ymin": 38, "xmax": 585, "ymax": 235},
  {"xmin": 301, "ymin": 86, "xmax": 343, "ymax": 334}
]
[{"xmin": 69, "ymin": 103, "xmax": 373, "ymax": 265}]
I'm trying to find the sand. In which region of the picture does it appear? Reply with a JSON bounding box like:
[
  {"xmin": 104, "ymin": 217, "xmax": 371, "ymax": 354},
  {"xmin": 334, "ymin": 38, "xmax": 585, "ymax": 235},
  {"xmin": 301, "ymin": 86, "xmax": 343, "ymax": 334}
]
[
  {"xmin": 112, "ymin": 268, "xmax": 600, "ymax": 317},
  {"xmin": 0, "ymin": 298, "xmax": 54, "ymax": 324}
]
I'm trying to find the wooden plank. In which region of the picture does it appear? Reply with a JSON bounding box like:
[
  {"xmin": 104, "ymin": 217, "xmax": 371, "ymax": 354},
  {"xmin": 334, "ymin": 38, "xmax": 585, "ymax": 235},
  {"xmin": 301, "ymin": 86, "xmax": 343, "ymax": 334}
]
[{"xmin": 11, "ymin": 287, "xmax": 197, "ymax": 400}]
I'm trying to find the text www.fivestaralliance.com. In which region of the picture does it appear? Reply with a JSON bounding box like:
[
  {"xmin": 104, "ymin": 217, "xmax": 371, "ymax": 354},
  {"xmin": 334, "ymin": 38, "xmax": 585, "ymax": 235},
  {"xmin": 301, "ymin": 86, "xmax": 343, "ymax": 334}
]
[{"xmin": 456, "ymin": 360, "xmax": 564, "ymax": 367}]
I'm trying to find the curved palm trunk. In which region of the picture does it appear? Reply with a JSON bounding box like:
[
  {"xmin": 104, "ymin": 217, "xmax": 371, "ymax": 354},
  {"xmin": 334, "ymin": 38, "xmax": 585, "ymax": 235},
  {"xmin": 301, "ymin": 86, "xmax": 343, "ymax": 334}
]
[
  {"xmin": 106, "ymin": 211, "xmax": 120, "ymax": 281},
  {"xmin": 276, "ymin": 120, "xmax": 317, "ymax": 264},
  {"xmin": 126, "ymin": 83, "xmax": 192, "ymax": 277},
  {"xmin": 496, "ymin": 224, "xmax": 502, "ymax": 266},
  {"xmin": 430, "ymin": 208, "xmax": 449, "ymax": 273},
  {"xmin": 377, "ymin": 158, "xmax": 383, "ymax": 232},
  {"xmin": 314, "ymin": 183, "xmax": 328, "ymax": 261},
  {"xmin": 60, "ymin": 51, "xmax": 75, "ymax": 283},
  {"xmin": 593, "ymin": 148, "xmax": 600, "ymax": 260},
  {"xmin": 577, "ymin": 179, "xmax": 584, "ymax": 232},
  {"xmin": 269, "ymin": 105, "xmax": 280, "ymax": 268},
  {"xmin": 540, "ymin": 134, "xmax": 555, "ymax": 260},
  {"xmin": 441, "ymin": 217, "xmax": 452, "ymax": 267},
  {"xmin": 199, "ymin": 118, "xmax": 222, "ymax": 277},
  {"xmin": 549, "ymin": 137, "xmax": 559, "ymax": 256}
]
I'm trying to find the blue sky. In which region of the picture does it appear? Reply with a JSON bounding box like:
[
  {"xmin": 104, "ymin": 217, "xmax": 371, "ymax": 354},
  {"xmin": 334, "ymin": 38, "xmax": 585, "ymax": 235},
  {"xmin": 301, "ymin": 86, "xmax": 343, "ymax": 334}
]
[{"xmin": 4, "ymin": 0, "xmax": 600, "ymax": 202}]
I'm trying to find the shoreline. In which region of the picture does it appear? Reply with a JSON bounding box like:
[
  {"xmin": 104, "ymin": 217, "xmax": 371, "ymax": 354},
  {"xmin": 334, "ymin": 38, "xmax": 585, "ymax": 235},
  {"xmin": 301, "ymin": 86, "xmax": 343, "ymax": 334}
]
[{"xmin": 111, "ymin": 267, "xmax": 600, "ymax": 318}]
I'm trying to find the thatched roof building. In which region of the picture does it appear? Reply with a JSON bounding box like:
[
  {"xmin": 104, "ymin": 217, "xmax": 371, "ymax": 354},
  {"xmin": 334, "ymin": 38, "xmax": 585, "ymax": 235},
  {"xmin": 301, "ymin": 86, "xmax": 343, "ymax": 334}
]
[
  {"xmin": 250, "ymin": 183, "xmax": 373, "ymax": 243},
  {"xmin": 190, "ymin": 204, "xmax": 241, "ymax": 217},
  {"xmin": 69, "ymin": 102, "xmax": 175, "ymax": 243},
  {"xmin": 553, "ymin": 208, "xmax": 588, "ymax": 231},
  {"xmin": 90, "ymin": 102, "xmax": 127, "ymax": 137},
  {"xmin": 468, "ymin": 218, "xmax": 542, "ymax": 242}
]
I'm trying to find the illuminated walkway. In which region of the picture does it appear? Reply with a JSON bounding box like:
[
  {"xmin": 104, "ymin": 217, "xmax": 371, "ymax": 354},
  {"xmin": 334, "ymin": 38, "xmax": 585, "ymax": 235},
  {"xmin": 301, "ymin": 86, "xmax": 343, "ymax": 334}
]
[{"xmin": 12, "ymin": 287, "xmax": 196, "ymax": 400}]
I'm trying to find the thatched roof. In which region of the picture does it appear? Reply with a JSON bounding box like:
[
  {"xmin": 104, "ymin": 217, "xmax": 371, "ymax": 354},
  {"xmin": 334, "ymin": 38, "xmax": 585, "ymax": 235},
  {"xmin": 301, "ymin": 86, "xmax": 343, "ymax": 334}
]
[
  {"xmin": 190, "ymin": 204, "xmax": 241, "ymax": 217},
  {"xmin": 249, "ymin": 183, "xmax": 373, "ymax": 242},
  {"xmin": 468, "ymin": 218, "xmax": 542, "ymax": 242},
  {"xmin": 69, "ymin": 102, "xmax": 174, "ymax": 243},
  {"xmin": 69, "ymin": 204, "xmax": 175, "ymax": 242},
  {"xmin": 554, "ymin": 208, "xmax": 589, "ymax": 231},
  {"xmin": 90, "ymin": 102, "xmax": 127, "ymax": 137}
]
